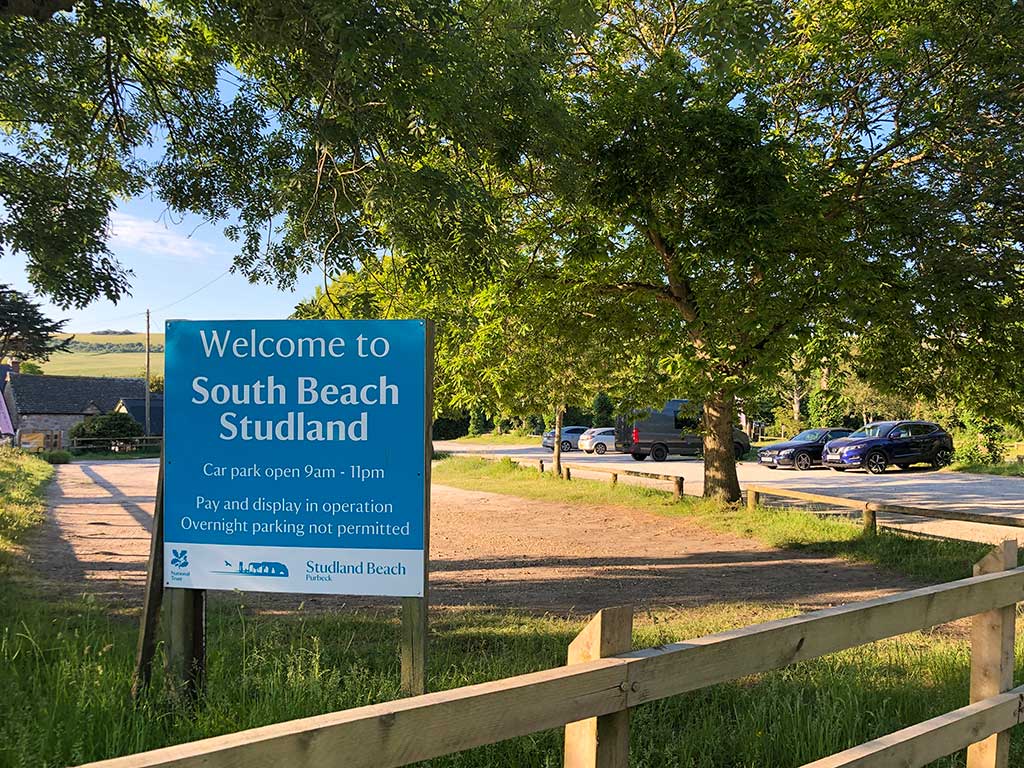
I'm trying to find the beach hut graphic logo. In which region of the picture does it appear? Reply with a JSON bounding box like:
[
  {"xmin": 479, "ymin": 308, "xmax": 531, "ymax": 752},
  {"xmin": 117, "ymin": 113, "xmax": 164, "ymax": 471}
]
[{"xmin": 214, "ymin": 560, "xmax": 290, "ymax": 578}]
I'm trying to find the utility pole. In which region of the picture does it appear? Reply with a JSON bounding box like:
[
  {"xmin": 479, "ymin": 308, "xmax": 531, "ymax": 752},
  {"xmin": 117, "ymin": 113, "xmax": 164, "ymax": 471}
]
[{"xmin": 145, "ymin": 309, "xmax": 151, "ymax": 437}]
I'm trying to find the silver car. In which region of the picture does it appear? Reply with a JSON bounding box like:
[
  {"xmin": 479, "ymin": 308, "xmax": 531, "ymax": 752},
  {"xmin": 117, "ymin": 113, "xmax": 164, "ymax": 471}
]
[
  {"xmin": 579, "ymin": 427, "xmax": 616, "ymax": 455},
  {"xmin": 541, "ymin": 426, "xmax": 589, "ymax": 452}
]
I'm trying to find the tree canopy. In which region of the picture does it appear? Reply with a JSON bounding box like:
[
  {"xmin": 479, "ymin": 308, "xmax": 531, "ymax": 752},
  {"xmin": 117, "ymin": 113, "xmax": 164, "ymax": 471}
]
[{"xmin": 5, "ymin": 0, "xmax": 1023, "ymax": 497}]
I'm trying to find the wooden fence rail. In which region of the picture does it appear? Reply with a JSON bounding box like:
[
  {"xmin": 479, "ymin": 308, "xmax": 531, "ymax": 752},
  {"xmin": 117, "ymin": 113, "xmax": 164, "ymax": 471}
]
[
  {"xmin": 746, "ymin": 484, "xmax": 1024, "ymax": 534},
  {"xmin": 81, "ymin": 553, "xmax": 1024, "ymax": 768},
  {"xmin": 465, "ymin": 452, "xmax": 687, "ymax": 499}
]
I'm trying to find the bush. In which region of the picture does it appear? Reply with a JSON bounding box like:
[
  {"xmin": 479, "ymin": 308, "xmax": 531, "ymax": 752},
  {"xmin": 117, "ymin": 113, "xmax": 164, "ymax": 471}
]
[
  {"xmin": 467, "ymin": 408, "xmax": 490, "ymax": 436},
  {"xmin": 39, "ymin": 450, "xmax": 71, "ymax": 464},
  {"xmin": 954, "ymin": 413, "xmax": 1006, "ymax": 465},
  {"xmin": 432, "ymin": 415, "xmax": 470, "ymax": 440},
  {"xmin": 69, "ymin": 412, "xmax": 144, "ymax": 451}
]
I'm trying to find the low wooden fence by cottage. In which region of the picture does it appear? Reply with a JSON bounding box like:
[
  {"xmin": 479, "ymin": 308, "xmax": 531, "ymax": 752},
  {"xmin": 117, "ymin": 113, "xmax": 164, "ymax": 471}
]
[
  {"xmin": 70, "ymin": 435, "xmax": 164, "ymax": 452},
  {"xmin": 82, "ymin": 542, "xmax": 1024, "ymax": 768}
]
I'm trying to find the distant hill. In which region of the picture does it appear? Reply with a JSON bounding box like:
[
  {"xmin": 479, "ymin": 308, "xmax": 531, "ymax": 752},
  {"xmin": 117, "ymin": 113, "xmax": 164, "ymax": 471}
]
[{"xmin": 44, "ymin": 332, "xmax": 165, "ymax": 377}]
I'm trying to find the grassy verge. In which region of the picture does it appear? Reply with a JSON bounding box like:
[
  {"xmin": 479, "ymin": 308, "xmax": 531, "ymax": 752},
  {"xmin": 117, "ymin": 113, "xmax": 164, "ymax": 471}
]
[
  {"xmin": 0, "ymin": 446, "xmax": 54, "ymax": 559},
  {"xmin": 2, "ymin": 577, "xmax": 1016, "ymax": 768},
  {"xmin": 951, "ymin": 461, "xmax": 1024, "ymax": 478},
  {"xmin": 0, "ymin": 447, "xmax": 1014, "ymax": 767},
  {"xmin": 451, "ymin": 433, "xmax": 541, "ymax": 445},
  {"xmin": 433, "ymin": 456, "xmax": 989, "ymax": 583}
]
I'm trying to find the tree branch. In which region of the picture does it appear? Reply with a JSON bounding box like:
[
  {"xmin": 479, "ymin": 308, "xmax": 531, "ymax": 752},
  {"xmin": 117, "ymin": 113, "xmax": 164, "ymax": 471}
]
[{"xmin": 0, "ymin": 0, "xmax": 74, "ymax": 20}]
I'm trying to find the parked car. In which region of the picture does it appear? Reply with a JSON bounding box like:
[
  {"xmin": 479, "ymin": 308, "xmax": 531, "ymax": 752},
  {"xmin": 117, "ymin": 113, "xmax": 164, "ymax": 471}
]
[
  {"xmin": 579, "ymin": 427, "xmax": 616, "ymax": 455},
  {"xmin": 542, "ymin": 426, "xmax": 589, "ymax": 452},
  {"xmin": 821, "ymin": 421, "xmax": 954, "ymax": 474},
  {"xmin": 757, "ymin": 427, "xmax": 855, "ymax": 470},
  {"xmin": 615, "ymin": 399, "xmax": 751, "ymax": 462}
]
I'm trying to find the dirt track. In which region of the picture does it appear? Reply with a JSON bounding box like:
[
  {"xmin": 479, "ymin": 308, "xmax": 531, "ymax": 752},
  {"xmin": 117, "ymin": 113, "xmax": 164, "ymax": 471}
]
[{"xmin": 29, "ymin": 460, "xmax": 919, "ymax": 614}]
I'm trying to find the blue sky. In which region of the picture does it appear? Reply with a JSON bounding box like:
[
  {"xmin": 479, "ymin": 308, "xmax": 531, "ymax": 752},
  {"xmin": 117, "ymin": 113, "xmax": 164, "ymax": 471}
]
[{"xmin": 6, "ymin": 195, "xmax": 322, "ymax": 334}]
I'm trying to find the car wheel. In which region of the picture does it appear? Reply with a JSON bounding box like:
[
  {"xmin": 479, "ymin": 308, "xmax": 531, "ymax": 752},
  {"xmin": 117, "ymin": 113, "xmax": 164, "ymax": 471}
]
[
  {"xmin": 631, "ymin": 452, "xmax": 648, "ymax": 461},
  {"xmin": 560, "ymin": 440, "xmax": 572, "ymax": 452},
  {"xmin": 865, "ymin": 451, "xmax": 888, "ymax": 474},
  {"xmin": 595, "ymin": 443, "xmax": 607, "ymax": 455},
  {"xmin": 794, "ymin": 452, "xmax": 813, "ymax": 471},
  {"xmin": 897, "ymin": 464, "xmax": 910, "ymax": 470},
  {"xmin": 734, "ymin": 442, "xmax": 747, "ymax": 459},
  {"xmin": 651, "ymin": 444, "xmax": 669, "ymax": 462},
  {"xmin": 931, "ymin": 448, "xmax": 953, "ymax": 469},
  {"xmin": 584, "ymin": 449, "xmax": 594, "ymax": 454}
]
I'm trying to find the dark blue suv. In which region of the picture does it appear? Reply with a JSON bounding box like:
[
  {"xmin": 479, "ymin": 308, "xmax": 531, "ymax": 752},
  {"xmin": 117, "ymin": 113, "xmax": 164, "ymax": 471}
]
[{"xmin": 822, "ymin": 421, "xmax": 954, "ymax": 474}]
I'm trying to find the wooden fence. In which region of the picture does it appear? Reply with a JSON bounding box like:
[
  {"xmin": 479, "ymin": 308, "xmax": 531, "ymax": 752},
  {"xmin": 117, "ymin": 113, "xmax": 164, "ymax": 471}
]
[
  {"xmin": 464, "ymin": 452, "xmax": 687, "ymax": 498},
  {"xmin": 81, "ymin": 543, "xmax": 1024, "ymax": 768},
  {"xmin": 746, "ymin": 484, "xmax": 1024, "ymax": 535},
  {"xmin": 71, "ymin": 435, "xmax": 164, "ymax": 451}
]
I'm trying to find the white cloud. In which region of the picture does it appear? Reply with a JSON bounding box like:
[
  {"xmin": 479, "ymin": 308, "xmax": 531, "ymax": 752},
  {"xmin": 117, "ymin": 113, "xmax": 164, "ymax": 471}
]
[{"xmin": 107, "ymin": 212, "xmax": 224, "ymax": 261}]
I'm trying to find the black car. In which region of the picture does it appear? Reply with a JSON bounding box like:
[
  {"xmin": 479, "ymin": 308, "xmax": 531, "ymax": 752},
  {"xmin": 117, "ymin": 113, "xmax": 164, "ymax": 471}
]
[
  {"xmin": 822, "ymin": 420, "xmax": 955, "ymax": 474},
  {"xmin": 757, "ymin": 428, "xmax": 855, "ymax": 470}
]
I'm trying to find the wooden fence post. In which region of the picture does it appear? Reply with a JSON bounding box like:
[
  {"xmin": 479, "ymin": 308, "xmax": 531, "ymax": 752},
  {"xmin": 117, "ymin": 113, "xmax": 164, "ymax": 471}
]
[
  {"xmin": 539, "ymin": 459, "xmax": 545, "ymax": 473},
  {"xmin": 610, "ymin": 473, "xmax": 618, "ymax": 487},
  {"xmin": 564, "ymin": 466, "xmax": 572, "ymax": 481},
  {"xmin": 967, "ymin": 539, "xmax": 1018, "ymax": 768},
  {"xmin": 747, "ymin": 488, "xmax": 760, "ymax": 513},
  {"xmin": 564, "ymin": 606, "xmax": 632, "ymax": 768},
  {"xmin": 132, "ymin": 452, "xmax": 165, "ymax": 700},
  {"xmin": 673, "ymin": 477, "xmax": 684, "ymax": 500},
  {"xmin": 165, "ymin": 587, "xmax": 206, "ymax": 701},
  {"xmin": 863, "ymin": 504, "xmax": 878, "ymax": 536}
]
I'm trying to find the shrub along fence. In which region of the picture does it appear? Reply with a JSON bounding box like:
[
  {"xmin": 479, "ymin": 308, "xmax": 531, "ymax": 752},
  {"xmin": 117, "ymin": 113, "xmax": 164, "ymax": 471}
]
[{"xmin": 81, "ymin": 542, "xmax": 1023, "ymax": 768}]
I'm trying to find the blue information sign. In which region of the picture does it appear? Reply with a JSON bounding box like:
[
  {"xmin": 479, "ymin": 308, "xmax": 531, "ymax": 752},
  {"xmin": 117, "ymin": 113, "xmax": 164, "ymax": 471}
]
[{"xmin": 163, "ymin": 319, "xmax": 428, "ymax": 596}]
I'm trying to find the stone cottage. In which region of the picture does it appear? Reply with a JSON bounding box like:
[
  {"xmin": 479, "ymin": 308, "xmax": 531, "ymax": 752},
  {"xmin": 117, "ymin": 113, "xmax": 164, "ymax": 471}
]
[{"xmin": 3, "ymin": 373, "xmax": 148, "ymax": 444}]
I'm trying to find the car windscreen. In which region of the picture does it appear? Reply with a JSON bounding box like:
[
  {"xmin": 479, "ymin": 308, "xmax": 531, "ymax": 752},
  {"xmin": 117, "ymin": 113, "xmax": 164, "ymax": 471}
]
[
  {"xmin": 792, "ymin": 429, "xmax": 827, "ymax": 442},
  {"xmin": 849, "ymin": 422, "xmax": 898, "ymax": 439}
]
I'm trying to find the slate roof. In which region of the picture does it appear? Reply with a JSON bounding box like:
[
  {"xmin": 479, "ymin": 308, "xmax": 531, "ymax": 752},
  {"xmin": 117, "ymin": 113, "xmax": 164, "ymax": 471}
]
[
  {"xmin": 116, "ymin": 396, "xmax": 164, "ymax": 436},
  {"xmin": 6, "ymin": 374, "xmax": 147, "ymax": 416}
]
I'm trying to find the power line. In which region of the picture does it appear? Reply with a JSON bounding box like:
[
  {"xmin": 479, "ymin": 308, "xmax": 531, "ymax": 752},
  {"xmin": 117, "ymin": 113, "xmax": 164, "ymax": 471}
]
[
  {"xmin": 152, "ymin": 268, "xmax": 232, "ymax": 313},
  {"xmin": 86, "ymin": 268, "xmax": 233, "ymax": 326}
]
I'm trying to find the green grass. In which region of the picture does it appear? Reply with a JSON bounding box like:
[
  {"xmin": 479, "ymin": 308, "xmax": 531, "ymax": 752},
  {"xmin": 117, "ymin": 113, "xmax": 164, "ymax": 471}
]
[
  {"xmin": 433, "ymin": 456, "xmax": 990, "ymax": 583},
  {"xmin": 2, "ymin": 578, "xmax": 1016, "ymax": 768},
  {"xmin": 452, "ymin": 433, "xmax": 542, "ymax": 445},
  {"xmin": 41, "ymin": 350, "xmax": 164, "ymax": 377},
  {"xmin": 0, "ymin": 447, "xmax": 1015, "ymax": 767},
  {"xmin": 951, "ymin": 461, "xmax": 1024, "ymax": 477},
  {"xmin": 0, "ymin": 446, "xmax": 53, "ymax": 558}
]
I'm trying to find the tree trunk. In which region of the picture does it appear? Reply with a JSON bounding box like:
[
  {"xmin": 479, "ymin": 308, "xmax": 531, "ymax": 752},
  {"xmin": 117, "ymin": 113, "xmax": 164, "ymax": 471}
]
[
  {"xmin": 792, "ymin": 386, "xmax": 801, "ymax": 423},
  {"xmin": 552, "ymin": 406, "xmax": 564, "ymax": 478},
  {"xmin": 703, "ymin": 390, "xmax": 741, "ymax": 502}
]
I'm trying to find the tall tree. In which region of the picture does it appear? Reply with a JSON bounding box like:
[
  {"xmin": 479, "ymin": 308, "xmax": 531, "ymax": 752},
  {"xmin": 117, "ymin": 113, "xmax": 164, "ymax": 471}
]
[
  {"xmin": 0, "ymin": 284, "xmax": 70, "ymax": 362},
  {"xmin": 7, "ymin": 0, "xmax": 1024, "ymax": 500},
  {"xmin": 373, "ymin": 0, "xmax": 1024, "ymax": 499}
]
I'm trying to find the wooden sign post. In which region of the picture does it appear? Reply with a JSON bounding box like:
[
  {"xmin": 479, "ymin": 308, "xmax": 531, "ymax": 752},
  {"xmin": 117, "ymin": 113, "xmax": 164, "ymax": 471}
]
[{"xmin": 401, "ymin": 321, "xmax": 433, "ymax": 696}]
